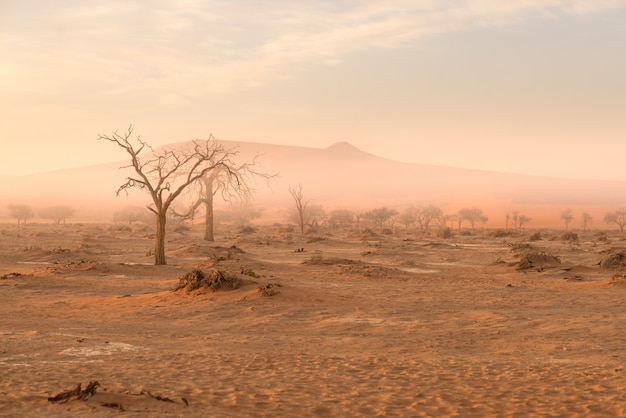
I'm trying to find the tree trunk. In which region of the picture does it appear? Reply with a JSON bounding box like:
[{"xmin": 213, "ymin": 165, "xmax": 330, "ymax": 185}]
[
  {"xmin": 155, "ymin": 211, "xmax": 167, "ymax": 265},
  {"xmin": 204, "ymin": 192, "xmax": 214, "ymax": 241},
  {"xmin": 203, "ymin": 176, "xmax": 215, "ymax": 241}
]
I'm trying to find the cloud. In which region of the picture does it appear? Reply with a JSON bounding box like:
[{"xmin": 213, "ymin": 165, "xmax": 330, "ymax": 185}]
[{"xmin": 2, "ymin": 0, "xmax": 624, "ymax": 107}]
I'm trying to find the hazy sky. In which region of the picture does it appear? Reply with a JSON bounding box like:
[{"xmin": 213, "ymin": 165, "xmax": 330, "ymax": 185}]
[{"xmin": 1, "ymin": 1, "xmax": 625, "ymax": 179}]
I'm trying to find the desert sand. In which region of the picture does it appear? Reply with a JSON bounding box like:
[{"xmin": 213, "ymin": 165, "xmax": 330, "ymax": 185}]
[{"xmin": 1, "ymin": 221, "xmax": 626, "ymax": 417}]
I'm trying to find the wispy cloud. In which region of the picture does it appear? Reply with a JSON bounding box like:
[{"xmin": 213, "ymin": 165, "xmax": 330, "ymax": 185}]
[{"xmin": 2, "ymin": 0, "xmax": 624, "ymax": 107}]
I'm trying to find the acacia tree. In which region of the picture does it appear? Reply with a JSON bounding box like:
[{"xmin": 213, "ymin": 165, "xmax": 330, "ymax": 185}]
[
  {"xmin": 98, "ymin": 125, "xmax": 238, "ymax": 265},
  {"xmin": 561, "ymin": 209, "xmax": 574, "ymax": 230},
  {"xmin": 398, "ymin": 206, "xmax": 417, "ymax": 231},
  {"xmin": 39, "ymin": 205, "xmax": 75, "ymax": 225},
  {"xmin": 415, "ymin": 204, "xmax": 443, "ymax": 231},
  {"xmin": 605, "ymin": 208, "xmax": 626, "ymax": 233},
  {"xmin": 328, "ymin": 209, "xmax": 354, "ymax": 228},
  {"xmin": 176, "ymin": 157, "xmax": 270, "ymax": 241},
  {"xmin": 365, "ymin": 207, "xmax": 398, "ymax": 232},
  {"xmin": 8, "ymin": 204, "xmax": 34, "ymax": 229},
  {"xmin": 458, "ymin": 207, "xmax": 488, "ymax": 230},
  {"xmin": 289, "ymin": 184, "xmax": 308, "ymax": 235}
]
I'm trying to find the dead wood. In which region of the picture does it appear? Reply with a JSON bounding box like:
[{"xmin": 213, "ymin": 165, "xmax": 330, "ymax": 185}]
[{"xmin": 48, "ymin": 381, "xmax": 99, "ymax": 403}]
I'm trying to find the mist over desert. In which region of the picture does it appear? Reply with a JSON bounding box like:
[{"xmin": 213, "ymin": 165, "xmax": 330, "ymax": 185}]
[{"xmin": 2, "ymin": 140, "xmax": 626, "ymax": 417}]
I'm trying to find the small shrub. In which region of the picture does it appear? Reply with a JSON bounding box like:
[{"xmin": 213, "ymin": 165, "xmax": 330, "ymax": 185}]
[
  {"xmin": 238, "ymin": 226, "xmax": 257, "ymax": 234},
  {"xmin": 560, "ymin": 231, "xmax": 578, "ymax": 242},
  {"xmin": 528, "ymin": 232, "xmax": 542, "ymax": 241},
  {"xmin": 437, "ymin": 227, "xmax": 452, "ymax": 239},
  {"xmin": 173, "ymin": 224, "xmax": 190, "ymax": 233}
]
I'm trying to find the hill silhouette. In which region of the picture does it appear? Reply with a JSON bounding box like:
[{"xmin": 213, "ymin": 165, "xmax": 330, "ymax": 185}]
[{"xmin": 1, "ymin": 140, "xmax": 625, "ymax": 226}]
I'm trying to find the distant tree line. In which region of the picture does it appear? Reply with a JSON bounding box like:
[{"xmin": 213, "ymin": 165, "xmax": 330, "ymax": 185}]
[{"xmin": 6, "ymin": 204, "xmax": 75, "ymax": 229}]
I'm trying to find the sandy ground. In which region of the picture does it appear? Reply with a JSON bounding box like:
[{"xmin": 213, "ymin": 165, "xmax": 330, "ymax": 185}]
[{"xmin": 1, "ymin": 222, "xmax": 626, "ymax": 417}]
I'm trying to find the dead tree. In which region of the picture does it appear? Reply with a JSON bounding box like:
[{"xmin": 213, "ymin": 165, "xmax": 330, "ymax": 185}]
[
  {"xmin": 289, "ymin": 184, "xmax": 308, "ymax": 235},
  {"xmin": 98, "ymin": 125, "xmax": 237, "ymax": 265},
  {"xmin": 177, "ymin": 157, "xmax": 271, "ymax": 241}
]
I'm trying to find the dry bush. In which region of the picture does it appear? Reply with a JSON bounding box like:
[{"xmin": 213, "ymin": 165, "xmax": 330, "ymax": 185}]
[
  {"xmin": 600, "ymin": 250, "xmax": 626, "ymax": 270},
  {"xmin": 489, "ymin": 229, "xmax": 514, "ymax": 238},
  {"xmin": 173, "ymin": 269, "xmax": 241, "ymax": 292},
  {"xmin": 357, "ymin": 228, "xmax": 380, "ymax": 240},
  {"xmin": 528, "ymin": 232, "xmax": 542, "ymax": 241},
  {"xmin": 238, "ymin": 226, "xmax": 257, "ymax": 234},
  {"xmin": 560, "ymin": 231, "xmax": 579, "ymax": 242},
  {"xmin": 302, "ymin": 255, "xmax": 356, "ymax": 265},
  {"xmin": 437, "ymin": 227, "xmax": 452, "ymax": 239},
  {"xmin": 594, "ymin": 231, "xmax": 610, "ymax": 243},
  {"xmin": 516, "ymin": 251, "xmax": 561, "ymax": 271}
]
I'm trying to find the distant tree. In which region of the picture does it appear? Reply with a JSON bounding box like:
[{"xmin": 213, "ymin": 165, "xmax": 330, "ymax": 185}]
[
  {"xmin": 604, "ymin": 208, "xmax": 626, "ymax": 233},
  {"xmin": 398, "ymin": 206, "xmax": 417, "ymax": 231},
  {"xmin": 289, "ymin": 184, "xmax": 308, "ymax": 235},
  {"xmin": 581, "ymin": 211, "xmax": 593, "ymax": 230},
  {"xmin": 328, "ymin": 209, "xmax": 354, "ymax": 228},
  {"xmin": 518, "ymin": 214, "xmax": 531, "ymax": 229},
  {"xmin": 217, "ymin": 200, "xmax": 264, "ymax": 228},
  {"xmin": 458, "ymin": 207, "xmax": 488, "ymax": 230},
  {"xmin": 415, "ymin": 204, "xmax": 443, "ymax": 231},
  {"xmin": 306, "ymin": 204, "xmax": 326, "ymax": 228},
  {"xmin": 8, "ymin": 204, "xmax": 34, "ymax": 229},
  {"xmin": 113, "ymin": 206, "xmax": 149, "ymax": 224},
  {"xmin": 98, "ymin": 125, "xmax": 240, "ymax": 265},
  {"xmin": 446, "ymin": 213, "xmax": 462, "ymax": 229},
  {"xmin": 561, "ymin": 208, "xmax": 574, "ymax": 230},
  {"xmin": 39, "ymin": 205, "xmax": 75, "ymax": 225},
  {"xmin": 505, "ymin": 213, "xmax": 511, "ymax": 230},
  {"xmin": 365, "ymin": 207, "xmax": 398, "ymax": 232},
  {"xmin": 512, "ymin": 211, "xmax": 519, "ymax": 229},
  {"xmin": 354, "ymin": 210, "xmax": 366, "ymax": 232}
]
